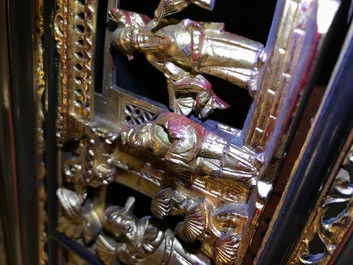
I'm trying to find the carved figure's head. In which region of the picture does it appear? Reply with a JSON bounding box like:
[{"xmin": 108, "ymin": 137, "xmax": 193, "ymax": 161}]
[
  {"xmin": 110, "ymin": 8, "xmax": 171, "ymax": 57},
  {"xmin": 111, "ymin": 26, "xmax": 139, "ymax": 55},
  {"xmin": 110, "ymin": 9, "xmax": 151, "ymax": 56},
  {"xmin": 121, "ymin": 123, "xmax": 153, "ymax": 150},
  {"xmin": 105, "ymin": 197, "xmax": 138, "ymax": 241}
]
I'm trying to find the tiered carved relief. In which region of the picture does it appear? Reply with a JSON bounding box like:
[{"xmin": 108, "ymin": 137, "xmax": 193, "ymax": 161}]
[
  {"xmin": 290, "ymin": 138, "xmax": 353, "ymax": 264},
  {"xmin": 54, "ymin": 0, "xmax": 340, "ymax": 264}
]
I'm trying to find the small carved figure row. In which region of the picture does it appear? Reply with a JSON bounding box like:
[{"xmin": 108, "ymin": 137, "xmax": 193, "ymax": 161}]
[{"xmin": 57, "ymin": 186, "xmax": 251, "ymax": 264}]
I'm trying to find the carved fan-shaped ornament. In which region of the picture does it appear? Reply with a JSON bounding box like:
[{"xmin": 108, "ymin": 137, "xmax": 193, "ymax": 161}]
[
  {"xmin": 151, "ymin": 187, "xmax": 174, "ymax": 219},
  {"xmin": 213, "ymin": 235, "xmax": 241, "ymax": 265},
  {"xmin": 181, "ymin": 204, "xmax": 205, "ymax": 242}
]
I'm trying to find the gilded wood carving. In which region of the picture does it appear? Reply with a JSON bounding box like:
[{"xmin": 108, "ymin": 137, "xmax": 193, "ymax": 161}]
[
  {"xmin": 34, "ymin": 0, "xmax": 48, "ymax": 263},
  {"xmin": 53, "ymin": 0, "xmax": 341, "ymax": 264},
  {"xmin": 289, "ymin": 133, "xmax": 353, "ymax": 264}
]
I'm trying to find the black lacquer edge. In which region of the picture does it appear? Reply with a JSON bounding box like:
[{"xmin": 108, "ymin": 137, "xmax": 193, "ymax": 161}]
[
  {"xmin": 257, "ymin": 19, "xmax": 353, "ymax": 265},
  {"xmin": 0, "ymin": 0, "xmax": 23, "ymax": 264},
  {"xmin": 94, "ymin": 0, "xmax": 109, "ymax": 94},
  {"xmin": 51, "ymin": 233, "xmax": 105, "ymax": 265},
  {"xmin": 43, "ymin": 0, "xmax": 61, "ymax": 263},
  {"xmin": 335, "ymin": 229, "xmax": 353, "ymax": 264},
  {"xmin": 5, "ymin": 0, "xmax": 40, "ymax": 264}
]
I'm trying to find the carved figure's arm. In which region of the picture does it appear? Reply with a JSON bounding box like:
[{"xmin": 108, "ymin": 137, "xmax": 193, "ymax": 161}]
[
  {"xmin": 162, "ymin": 62, "xmax": 229, "ymax": 118},
  {"xmin": 154, "ymin": 0, "xmax": 215, "ymax": 20},
  {"xmin": 109, "ymin": 8, "xmax": 150, "ymax": 28}
]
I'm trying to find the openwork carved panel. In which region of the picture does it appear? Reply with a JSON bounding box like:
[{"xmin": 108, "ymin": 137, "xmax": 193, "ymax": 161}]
[
  {"xmin": 53, "ymin": 0, "xmax": 342, "ymax": 264},
  {"xmin": 289, "ymin": 131, "xmax": 353, "ymax": 264}
]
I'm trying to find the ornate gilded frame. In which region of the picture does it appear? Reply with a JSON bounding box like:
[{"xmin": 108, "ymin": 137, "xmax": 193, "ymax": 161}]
[
  {"xmin": 51, "ymin": 0, "xmax": 344, "ymax": 264},
  {"xmin": 1, "ymin": 0, "xmax": 353, "ymax": 264}
]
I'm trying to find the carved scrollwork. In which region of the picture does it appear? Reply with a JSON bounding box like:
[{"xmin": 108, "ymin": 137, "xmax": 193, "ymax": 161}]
[
  {"xmin": 292, "ymin": 144, "xmax": 353, "ymax": 264},
  {"xmin": 62, "ymin": 123, "xmax": 118, "ymax": 187}
]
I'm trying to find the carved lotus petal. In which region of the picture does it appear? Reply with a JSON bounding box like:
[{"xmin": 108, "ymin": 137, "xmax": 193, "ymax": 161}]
[
  {"xmin": 214, "ymin": 235, "xmax": 240, "ymax": 265},
  {"xmin": 151, "ymin": 188, "xmax": 174, "ymax": 219},
  {"xmin": 182, "ymin": 205, "xmax": 205, "ymax": 241}
]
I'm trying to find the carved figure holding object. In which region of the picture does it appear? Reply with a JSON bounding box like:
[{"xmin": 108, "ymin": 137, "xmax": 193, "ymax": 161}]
[
  {"xmin": 154, "ymin": 0, "xmax": 216, "ymax": 21},
  {"xmin": 151, "ymin": 187, "xmax": 249, "ymax": 264},
  {"xmin": 121, "ymin": 112, "xmax": 261, "ymax": 183},
  {"xmin": 97, "ymin": 196, "xmax": 210, "ymax": 265},
  {"xmin": 110, "ymin": 9, "xmax": 264, "ymax": 118}
]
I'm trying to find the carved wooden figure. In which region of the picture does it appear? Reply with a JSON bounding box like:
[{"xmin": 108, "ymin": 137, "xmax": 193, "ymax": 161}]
[
  {"xmin": 110, "ymin": 8, "xmax": 264, "ymax": 117},
  {"xmin": 121, "ymin": 112, "xmax": 261, "ymax": 183},
  {"xmin": 97, "ymin": 197, "xmax": 210, "ymax": 265}
]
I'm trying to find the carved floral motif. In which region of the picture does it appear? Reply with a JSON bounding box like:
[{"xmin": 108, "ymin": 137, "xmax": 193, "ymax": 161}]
[
  {"xmin": 34, "ymin": 0, "xmax": 47, "ymax": 263},
  {"xmin": 62, "ymin": 123, "xmax": 118, "ymax": 187}
]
